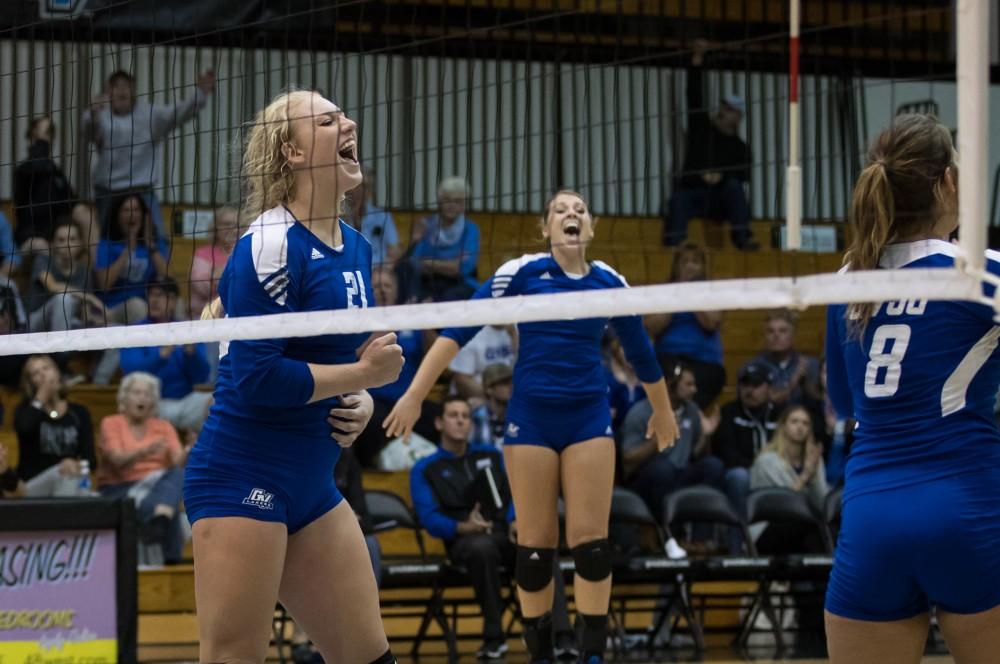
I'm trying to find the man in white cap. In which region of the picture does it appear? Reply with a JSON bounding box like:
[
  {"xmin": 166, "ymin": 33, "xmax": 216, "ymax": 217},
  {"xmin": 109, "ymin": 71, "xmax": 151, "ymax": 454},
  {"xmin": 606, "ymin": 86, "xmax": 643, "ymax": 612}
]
[{"xmin": 664, "ymin": 40, "xmax": 756, "ymax": 250}]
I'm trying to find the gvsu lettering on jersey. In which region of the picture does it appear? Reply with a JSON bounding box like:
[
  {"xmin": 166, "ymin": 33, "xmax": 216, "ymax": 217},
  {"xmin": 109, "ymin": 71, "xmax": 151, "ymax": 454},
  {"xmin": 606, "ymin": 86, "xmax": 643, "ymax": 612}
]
[
  {"xmin": 848, "ymin": 299, "xmax": 927, "ymax": 320},
  {"xmin": 877, "ymin": 299, "xmax": 927, "ymax": 317}
]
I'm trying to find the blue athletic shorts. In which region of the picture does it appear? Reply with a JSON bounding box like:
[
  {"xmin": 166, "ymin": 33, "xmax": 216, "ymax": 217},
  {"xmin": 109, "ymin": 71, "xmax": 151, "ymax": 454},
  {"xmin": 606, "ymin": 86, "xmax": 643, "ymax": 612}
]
[
  {"xmin": 503, "ymin": 396, "xmax": 613, "ymax": 453},
  {"xmin": 183, "ymin": 422, "xmax": 343, "ymax": 534},
  {"xmin": 826, "ymin": 469, "xmax": 1000, "ymax": 621}
]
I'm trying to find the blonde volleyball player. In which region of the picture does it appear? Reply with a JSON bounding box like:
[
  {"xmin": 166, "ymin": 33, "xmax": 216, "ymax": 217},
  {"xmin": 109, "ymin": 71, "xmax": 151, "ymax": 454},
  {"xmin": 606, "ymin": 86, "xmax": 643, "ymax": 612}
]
[{"xmin": 184, "ymin": 90, "xmax": 404, "ymax": 663}]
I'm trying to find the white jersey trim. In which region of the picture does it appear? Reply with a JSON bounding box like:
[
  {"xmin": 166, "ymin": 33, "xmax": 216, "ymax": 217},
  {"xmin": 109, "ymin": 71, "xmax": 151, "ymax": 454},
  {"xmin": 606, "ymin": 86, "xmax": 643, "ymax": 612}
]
[
  {"xmin": 342, "ymin": 218, "xmax": 372, "ymax": 248},
  {"xmin": 491, "ymin": 253, "xmax": 548, "ymax": 298},
  {"xmin": 878, "ymin": 239, "xmax": 958, "ymax": 269},
  {"xmin": 248, "ymin": 207, "xmax": 295, "ymax": 306},
  {"xmin": 941, "ymin": 325, "xmax": 1000, "ymax": 417},
  {"xmin": 591, "ymin": 260, "xmax": 629, "ymax": 287}
]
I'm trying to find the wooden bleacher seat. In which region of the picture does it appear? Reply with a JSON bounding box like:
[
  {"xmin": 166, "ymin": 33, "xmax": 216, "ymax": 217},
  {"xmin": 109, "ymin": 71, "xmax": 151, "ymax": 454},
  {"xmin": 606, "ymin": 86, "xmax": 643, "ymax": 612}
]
[
  {"xmin": 0, "ymin": 429, "xmax": 18, "ymax": 469},
  {"xmin": 66, "ymin": 384, "xmax": 119, "ymax": 437}
]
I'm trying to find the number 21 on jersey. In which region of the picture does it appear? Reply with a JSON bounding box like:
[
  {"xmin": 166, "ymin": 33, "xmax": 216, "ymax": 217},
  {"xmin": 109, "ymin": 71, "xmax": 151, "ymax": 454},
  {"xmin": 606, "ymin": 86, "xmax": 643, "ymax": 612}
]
[
  {"xmin": 863, "ymin": 299, "xmax": 925, "ymax": 398},
  {"xmin": 343, "ymin": 270, "xmax": 369, "ymax": 309}
]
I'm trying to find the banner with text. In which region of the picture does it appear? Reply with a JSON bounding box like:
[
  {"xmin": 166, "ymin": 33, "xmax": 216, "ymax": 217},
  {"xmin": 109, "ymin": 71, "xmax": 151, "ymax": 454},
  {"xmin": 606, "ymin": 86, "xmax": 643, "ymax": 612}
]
[{"xmin": 0, "ymin": 529, "xmax": 117, "ymax": 663}]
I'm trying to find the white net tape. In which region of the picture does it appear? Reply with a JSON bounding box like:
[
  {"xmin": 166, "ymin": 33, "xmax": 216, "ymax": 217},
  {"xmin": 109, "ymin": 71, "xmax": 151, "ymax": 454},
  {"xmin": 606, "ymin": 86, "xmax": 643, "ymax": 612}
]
[{"xmin": 0, "ymin": 268, "xmax": 983, "ymax": 356}]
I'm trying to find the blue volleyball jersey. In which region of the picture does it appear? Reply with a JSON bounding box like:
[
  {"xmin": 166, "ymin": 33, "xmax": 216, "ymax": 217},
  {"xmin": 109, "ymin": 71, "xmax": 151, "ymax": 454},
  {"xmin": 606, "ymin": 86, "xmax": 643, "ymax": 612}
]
[
  {"xmin": 204, "ymin": 206, "xmax": 374, "ymax": 439},
  {"xmin": 440, "ymin": 253, "xmax": 662, "ymax": 403},
  {"xmin": 826, "ymin": 239, "xmax": 1000, "ymax": 502}
]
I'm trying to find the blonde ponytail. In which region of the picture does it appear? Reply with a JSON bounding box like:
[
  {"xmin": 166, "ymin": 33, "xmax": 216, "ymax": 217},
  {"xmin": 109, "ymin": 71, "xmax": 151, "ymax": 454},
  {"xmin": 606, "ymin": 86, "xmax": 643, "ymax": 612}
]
[{"xmin": 844, "ymin": 162, "xmax": 895, "ymax": 333}]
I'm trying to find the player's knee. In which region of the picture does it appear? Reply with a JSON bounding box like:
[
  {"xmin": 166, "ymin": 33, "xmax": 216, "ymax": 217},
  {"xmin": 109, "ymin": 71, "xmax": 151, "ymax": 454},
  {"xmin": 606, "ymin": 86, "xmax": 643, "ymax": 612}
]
[
  {"xmin": 516, "ymin": 545, "xmax": 556, "ymax": 592},
  {"xmin": 368, "ymin": 648, "xmax": 397, "ymax": 664},
  {"xmin": 570, "ymin": 538, "xmax": 612, "ymax": 582}
]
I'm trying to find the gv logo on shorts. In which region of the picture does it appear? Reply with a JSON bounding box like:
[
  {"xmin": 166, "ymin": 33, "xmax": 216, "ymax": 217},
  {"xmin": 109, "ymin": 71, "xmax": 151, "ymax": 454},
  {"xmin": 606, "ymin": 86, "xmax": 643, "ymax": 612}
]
[
  {"xmin": 243, "ymin": 488, "xmax": 275, "ymax": 510},
  {"xmin": 506, "ymin": 423, "xmax": 519, "ymax": 438}
]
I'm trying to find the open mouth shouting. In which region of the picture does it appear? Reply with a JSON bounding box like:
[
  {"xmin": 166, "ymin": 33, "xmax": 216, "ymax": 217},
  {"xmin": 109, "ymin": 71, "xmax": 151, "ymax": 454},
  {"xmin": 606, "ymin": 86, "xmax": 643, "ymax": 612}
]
[
  {"xmin": 338, "ymin": 138, "xmax": 358, "ymax": 164},
  {"xmin": 562, "ymin": 218, "xmax": 581, "ymax": 239}
]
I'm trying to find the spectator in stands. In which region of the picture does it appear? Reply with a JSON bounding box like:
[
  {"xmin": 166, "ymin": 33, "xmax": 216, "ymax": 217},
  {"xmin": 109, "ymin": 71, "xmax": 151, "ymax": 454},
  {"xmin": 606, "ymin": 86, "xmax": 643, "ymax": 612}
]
[
  {"xmin": 0, "ymin": 210, "xmax": 22, "ymax": 278},
  {"xmin": 345, "ymin": 166, "xmax": 400, "ymax": 266},
  {"xmin": 751, "ymin": 405, "xmax": 828, "ymax": 510},
  {"xmin": 120, "ymin": 277, "xmax": 212, "ymax": 433},
  {"xmin": 663, "ymin": 40, "xmax": 755, "ymax": 250},
  {"xmin": 645, "ymin": 243, "xmax": 726, "ymax": 409},
  {"xmin": 94, "ymin": 194, "xmax": 168, "ymax": 324},
  {"xmin": 470, "ymin": 363, "xmax": 513, "ymax": 449},
  {"xmin": 405, "ymin": 177, "xmax": 481, "ymax": 301},
  {"xmin": 750, "ymin": 405, "xmax": 829, "ymax": 555},
  {"xmin": 0, "ymin": 281, "xmax": 27, "ymax": 332},
  {"xmin": 24, "ymin": 218, "xmax": 105, "ymax": 332},
  {"xmin": 712, "ymin": 360, "xmax": 778, "ymax": 553},
  {"xmin": 98, "ymin": 371, "xmax": 189, "ymax": 563},
  {"xmin": 604, "ymin": 332, "xmax": 644, "ymax": 435},
  {"xmin": 82, "ymin": 68, "xmax": 216, "ymax": 238},
  {"xmin": 189, "ymin": 205, "xmax": 238, "ymax": 319},
  {"xmin": 450, "ymin": 324, "xmax": 515, "ymax": 406},
  {"xmin": 753, "ymin": 309, "xmax": 821, "ymax": 410},
  {"xmin": 410, "ymin": 396, "xmax": 517, "ymax": 659},
  {"xmin": 14, "ymin": 355, "xmax": 95, "ymax": 497},
  {"xmin": 13, "ymin": 115, "xmax": 76, "ymax": 253},
  {"xmin": 72, "ymin": 202, "xmax": 100, "ymax": 262},
  {"xmin": 353, "ymin": 266, "xmax": 437, "ymax": 467},
  {"xmin": 621, "ymin": 362, "xmax": 724, "ymax": 522},
  {"xmin": 0, "ymin": 283, "xmax": 29, "ymax": 388}
]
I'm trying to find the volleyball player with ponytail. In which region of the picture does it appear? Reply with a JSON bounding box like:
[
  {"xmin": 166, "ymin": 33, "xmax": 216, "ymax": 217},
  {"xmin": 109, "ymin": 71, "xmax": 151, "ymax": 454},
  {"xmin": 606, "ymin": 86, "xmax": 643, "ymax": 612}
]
[{"xmin": 825, "ymin": 114, "xmax": 1000, "ymax": 663}]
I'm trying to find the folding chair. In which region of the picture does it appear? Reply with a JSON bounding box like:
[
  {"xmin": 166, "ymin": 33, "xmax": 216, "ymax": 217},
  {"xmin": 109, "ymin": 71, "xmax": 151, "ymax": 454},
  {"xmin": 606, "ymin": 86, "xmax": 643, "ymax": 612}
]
[
  {"xmin": 364, "ymin": 489, "xmax": 457, "ymax": 660},
  {"xmin": 663, "ymin": 484, "xmax": 752, "ymax": 553},
  {"xmin": 605, "ymin": 487, "xmax": 704, "ymax": 654},
  {"xmin": 655, "ymin": 484, "xmax": 757, "ymax": 652},
  {"xmin": 738, "ymin": 488, "xmax": 830, "ymax": 651}
]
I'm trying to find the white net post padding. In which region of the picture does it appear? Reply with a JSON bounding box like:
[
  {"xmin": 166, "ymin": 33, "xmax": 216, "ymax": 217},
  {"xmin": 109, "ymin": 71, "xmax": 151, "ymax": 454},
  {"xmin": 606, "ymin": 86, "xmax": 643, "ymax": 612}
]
[
  {"xmin": 956, "ymin": 0, "xmax": 990, "ymax": 275},
  {"xmin": 0, "ymin": 269, "xmax": 984, "ymax": 356}
]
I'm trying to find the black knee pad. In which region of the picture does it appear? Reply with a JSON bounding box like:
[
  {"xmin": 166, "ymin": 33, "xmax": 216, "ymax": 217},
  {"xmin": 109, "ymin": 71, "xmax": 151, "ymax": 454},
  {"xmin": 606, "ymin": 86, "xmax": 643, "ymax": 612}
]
[
  {"xmin": 368, "ymin": 648, "xmax": 396, "ymax": 664},
  {"xmin": 570, "ymin": 538, "xmax": 612, "ymax": 582},
  {"xmin": 515, "ymin": 545, "xmax": 556, "ymax": 592}
]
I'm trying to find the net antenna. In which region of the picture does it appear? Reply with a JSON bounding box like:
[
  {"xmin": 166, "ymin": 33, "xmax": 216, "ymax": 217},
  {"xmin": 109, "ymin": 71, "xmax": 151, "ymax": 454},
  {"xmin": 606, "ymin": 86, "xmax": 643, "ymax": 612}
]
[{"xmin": 785, "ymin": 0, "xmax": 802, "ymax": 252}]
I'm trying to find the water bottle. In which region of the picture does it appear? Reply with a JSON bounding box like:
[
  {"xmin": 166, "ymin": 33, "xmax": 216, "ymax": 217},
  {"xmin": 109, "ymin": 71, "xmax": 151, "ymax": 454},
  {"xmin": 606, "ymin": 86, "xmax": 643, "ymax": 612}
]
[{"xmin": 78, "ymin": 459, "xmax": 92, "ymax": 493}]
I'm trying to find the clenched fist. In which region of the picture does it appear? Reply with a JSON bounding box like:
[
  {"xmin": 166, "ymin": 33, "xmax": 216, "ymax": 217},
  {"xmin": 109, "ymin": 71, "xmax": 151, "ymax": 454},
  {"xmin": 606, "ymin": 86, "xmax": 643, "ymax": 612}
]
[{"xmin": 358, "ymin": 333, "xmax": 404, "ymax": 387}]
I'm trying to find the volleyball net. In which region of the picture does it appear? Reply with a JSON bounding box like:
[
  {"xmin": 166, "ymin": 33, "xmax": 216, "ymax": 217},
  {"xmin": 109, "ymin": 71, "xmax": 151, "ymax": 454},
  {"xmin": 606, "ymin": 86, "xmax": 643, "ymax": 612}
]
[{"xmin": 0, "ymin": 0, "xmax": 991, "ymax": 370}]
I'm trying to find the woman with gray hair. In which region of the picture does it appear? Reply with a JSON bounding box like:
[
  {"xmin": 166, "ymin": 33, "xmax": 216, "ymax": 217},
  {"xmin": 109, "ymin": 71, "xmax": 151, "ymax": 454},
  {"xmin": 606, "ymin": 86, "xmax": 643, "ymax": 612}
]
[
  {"xmin": 98, "ymin": 371, "xmax": 188, "ymax": 563},
  {"xmin": 404, "ymin": 176, "xmax": 481, "ymax": 301}
]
